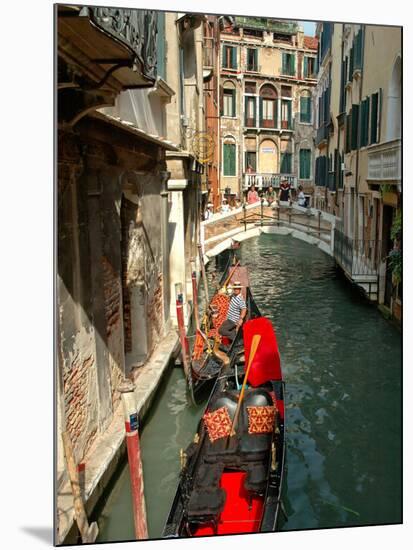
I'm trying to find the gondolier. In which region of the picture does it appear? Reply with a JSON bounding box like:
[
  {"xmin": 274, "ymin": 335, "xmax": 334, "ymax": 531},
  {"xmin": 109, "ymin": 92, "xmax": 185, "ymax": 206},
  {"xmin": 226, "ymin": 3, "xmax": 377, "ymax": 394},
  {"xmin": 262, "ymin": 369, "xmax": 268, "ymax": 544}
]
[{"xmin": 218, "ymin": 281, "xmax": 247, "ymax": 342}]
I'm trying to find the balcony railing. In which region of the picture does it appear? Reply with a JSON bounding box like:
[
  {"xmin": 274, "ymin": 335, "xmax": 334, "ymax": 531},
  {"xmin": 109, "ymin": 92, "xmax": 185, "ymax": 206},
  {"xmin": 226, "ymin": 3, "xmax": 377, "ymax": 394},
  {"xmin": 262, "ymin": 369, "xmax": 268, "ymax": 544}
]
[
  {"xmin": 367, "ymin": 139, "xmax": 401, "ymax": 182},
  {"xmin": 334, "ymin": 230, "xmax": 381, "ymax": 278},
  {"xmin": 244, "ymin": 173, "xmax": 297, "ymax": 190},
  {"xmin": 83, "ymin": 6, "xmax": 159, "ymax": 81},
  {"xmin": 234, "ymin": 17, "xmax": 298, "ymax": 34}
]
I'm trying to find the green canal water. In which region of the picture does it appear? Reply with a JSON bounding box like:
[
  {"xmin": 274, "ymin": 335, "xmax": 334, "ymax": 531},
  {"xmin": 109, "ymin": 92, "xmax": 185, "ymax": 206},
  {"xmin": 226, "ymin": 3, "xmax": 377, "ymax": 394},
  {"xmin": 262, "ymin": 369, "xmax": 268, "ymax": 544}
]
[{"xmin": 96, "ymin": 234, "xmax": 402, "ymax": 542}]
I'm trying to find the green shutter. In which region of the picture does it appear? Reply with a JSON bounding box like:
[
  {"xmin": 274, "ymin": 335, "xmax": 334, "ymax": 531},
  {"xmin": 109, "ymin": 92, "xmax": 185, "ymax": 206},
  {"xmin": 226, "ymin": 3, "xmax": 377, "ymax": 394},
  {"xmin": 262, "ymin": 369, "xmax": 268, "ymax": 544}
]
[
  {"xmin": 231, "ymin": 47, "xmax": 237, "ymax": 69},
  {"xmin": 303, "ymin": 57, "xmax": 308, "ymax": 78},
  {"xmin": 280, "ymin": 153, "xmax": 286, "ymax": 173},
  {"xmin": 230, "ymin": 144, "xmax": 236, "ymax": 175},
  {"xmin": 222, "ymin": 45, "xmax": 227, "ymax": 67},
  {"xmin": 300, "ymin": 149, "xmax": 311, "ymax": 179},
  {"xmin": 360, "ymin": 98, "xmax": 370, "ymax": 147},
  {"xmin": 291, "ymin": 54, "xmax": 295, "ymax": 76},
  {"xmin": 232, "ymin": 89, "xmax": 236, "ymax": 117},
  {"xmin": 282, "ymin": 53, "xmax": 286, "ymax": 75},
  {"xmin": 351, "ymin": 103, "xmax": 359, "ymax": 150},
  {"xmin": 287, "ymin": 101, "xmax": 292, "ymax": 128},
  {"xmin": 281, "ymin": 153, "xmax": 292, "ymax": 174},
  {"xmin": 259, "ymin": 97, "xmax": 263, "ymax": 127},
  {"xmin": 224, "ymin": 143, "xmax": 230, "ymax": 175},
  {"xmin": 370, "ymin": 93, "xmax": 378, "ymax": 144},
  {"xmin": 224, "ymin": 143, "xmax": 236, "ymax": 176},
  {"xmin": 300, "ymin": 96, "xmax": 311, "ymax": 123}
]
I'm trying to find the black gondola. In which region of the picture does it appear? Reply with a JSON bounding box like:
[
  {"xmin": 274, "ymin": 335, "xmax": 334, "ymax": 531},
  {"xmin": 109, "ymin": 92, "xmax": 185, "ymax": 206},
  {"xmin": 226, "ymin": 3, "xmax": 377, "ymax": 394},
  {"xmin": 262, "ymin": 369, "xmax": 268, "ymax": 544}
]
[
  {"xmin": 189, "ymin": 256, "xmax": 258, "ymax": 399},
  {"xmin": 164, "ymin": 281, "xmax": 286, "ymax": 538}
]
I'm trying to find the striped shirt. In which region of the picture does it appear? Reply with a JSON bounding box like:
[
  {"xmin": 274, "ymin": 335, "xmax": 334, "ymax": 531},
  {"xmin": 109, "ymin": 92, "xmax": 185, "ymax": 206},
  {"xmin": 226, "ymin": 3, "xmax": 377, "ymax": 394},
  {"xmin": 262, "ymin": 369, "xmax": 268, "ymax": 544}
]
[{"xmin": 227, "ymin": 294, "xmax": 247, "ymax": 323}]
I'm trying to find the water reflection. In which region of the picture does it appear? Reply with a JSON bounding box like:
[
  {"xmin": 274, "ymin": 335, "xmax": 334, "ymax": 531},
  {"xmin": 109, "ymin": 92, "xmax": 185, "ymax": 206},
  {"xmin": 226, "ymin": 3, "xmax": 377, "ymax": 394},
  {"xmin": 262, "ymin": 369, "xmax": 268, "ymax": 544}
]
[{"xmin": 98, "ymin": 234, "xmax": 401, "ymax": 541}]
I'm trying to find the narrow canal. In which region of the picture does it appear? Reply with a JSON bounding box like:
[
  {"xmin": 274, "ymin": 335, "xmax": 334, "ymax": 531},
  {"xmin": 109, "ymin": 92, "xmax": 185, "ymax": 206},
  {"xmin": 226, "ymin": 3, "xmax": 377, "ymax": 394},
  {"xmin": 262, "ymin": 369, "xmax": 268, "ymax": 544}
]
[{"xmin": 96, "ymin": 234, "xmax": 402, "ymax": 541}]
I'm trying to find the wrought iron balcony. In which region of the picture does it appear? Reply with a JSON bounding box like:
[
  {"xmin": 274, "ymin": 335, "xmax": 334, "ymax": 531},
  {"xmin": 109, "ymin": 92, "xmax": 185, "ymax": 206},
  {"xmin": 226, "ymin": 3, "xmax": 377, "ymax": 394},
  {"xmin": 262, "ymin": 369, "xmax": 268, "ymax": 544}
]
[
  {"xmin": 58, "ymin": 5, "xmax": 158, "ymax": 90},
  {"xmin": 367, "ymin": 139, "xmax": 401, "ymax": 183},
  {"xmin": 244, "ymin": 173, "xmax": 297, "ymax": 190}
]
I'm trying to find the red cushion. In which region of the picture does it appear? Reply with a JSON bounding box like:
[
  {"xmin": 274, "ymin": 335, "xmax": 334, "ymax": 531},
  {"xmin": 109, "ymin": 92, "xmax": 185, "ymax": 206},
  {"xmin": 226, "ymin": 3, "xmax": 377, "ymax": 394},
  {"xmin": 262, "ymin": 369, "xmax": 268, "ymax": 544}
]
[
  {"xmin": 203, "ymin": 407, "xmax": 232, "ymax": 442},
  {"xmin": 247, "ymin": 405, "xmax": 276, "ymax": 434}
]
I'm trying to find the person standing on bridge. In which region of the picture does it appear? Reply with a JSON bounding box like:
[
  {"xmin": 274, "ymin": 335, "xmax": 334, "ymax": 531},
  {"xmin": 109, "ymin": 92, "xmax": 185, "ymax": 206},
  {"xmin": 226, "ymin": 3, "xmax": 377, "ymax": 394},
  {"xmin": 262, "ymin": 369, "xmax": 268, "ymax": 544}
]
[
  {"xmin": 279, "ymin": 178, "xmax": 291, "ymax": 207},
  {"xmin": 218, "ymin": 281, "xmax": 247, "ymax": 342},
  {"xmin": 247, "ymin": 185, "xmax": 260, "ymax": 205},
  {"xmin": 266, "ymin": 185, "xmax": 276, "ymax": 207}
]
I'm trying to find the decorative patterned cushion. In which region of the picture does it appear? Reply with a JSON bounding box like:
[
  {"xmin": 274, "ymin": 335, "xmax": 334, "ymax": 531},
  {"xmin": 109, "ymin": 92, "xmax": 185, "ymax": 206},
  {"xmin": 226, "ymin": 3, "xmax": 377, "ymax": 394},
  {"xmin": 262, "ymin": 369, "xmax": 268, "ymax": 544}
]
[
  {"xmin": 247, "ymin": 405, "xmax": 276, "ymax": 434},
  {"xmin": 203, "ymin": 407, "xmax": 232, "ymax": 442}
]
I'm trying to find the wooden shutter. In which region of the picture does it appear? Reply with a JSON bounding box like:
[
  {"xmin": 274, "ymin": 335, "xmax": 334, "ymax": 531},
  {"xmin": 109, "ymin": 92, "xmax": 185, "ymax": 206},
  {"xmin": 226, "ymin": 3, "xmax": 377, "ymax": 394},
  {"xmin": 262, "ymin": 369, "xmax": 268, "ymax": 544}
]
[
  {"xmin": 351, "ymin": 103, "xmax": 359, "ymax": 150},
  {"xmin": 300, "ymin": 149, "xmax": 310, "ymax": 179},
  {"xmin": 300, "ymin": 96, "xmax": 311, "ymax": 123},
  {"xmin": 259, "ymin": 96, "xmax": 263, "ymax": 127},
  {"xmin": 377, "ymin": 88, "xmax": 383, "ymax": 142},
  {"xmin": 370, "ymin": 93, "xmax": 378, "ymax": 144},
  {"xmin": 222, "ymin": 45, "xmax": 227, "ymax": 68},
  {"xmin": 231, "ymin": 89, "xmax": 236, "ymax": 117},
  {"xmin": 219, "ymin": 84, "xmax": 223, "ymax": 116},
  {"xmin": 231, "ymin": 46, "xmax": 237, "ymax": 69},
  {"xmin": 291, "ymin": 54, "xmax": 296, "ymax": 76},
  {"xmin": 360, "ymin": 98, "xmax": 370, "ymax": 147},
  {"xmin": 282, "ymin": 53, "xmax": 286, "ymax": 74},
  {"xmin": 223, "ymin": 143, "xmax": 230, "ymax": 175},
  {"xmin": 229, "ymin": 144, "xmax": 236, "ymax": 175},
  {"xmin": 303, "ymin": 57, "xmax": 308, "ymax": 78}
]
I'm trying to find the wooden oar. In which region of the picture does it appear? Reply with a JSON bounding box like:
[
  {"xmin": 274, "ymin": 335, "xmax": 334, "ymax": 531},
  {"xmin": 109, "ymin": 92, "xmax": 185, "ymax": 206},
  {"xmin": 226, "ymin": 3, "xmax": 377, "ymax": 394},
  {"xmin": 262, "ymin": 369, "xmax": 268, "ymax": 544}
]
[
  {"xmin": 229, "ymin": 334, "xmax": 261, "ymax": 438},
  {"xmin": 222, "ymin": 260, "xmax": 240, "ymax": 291}
]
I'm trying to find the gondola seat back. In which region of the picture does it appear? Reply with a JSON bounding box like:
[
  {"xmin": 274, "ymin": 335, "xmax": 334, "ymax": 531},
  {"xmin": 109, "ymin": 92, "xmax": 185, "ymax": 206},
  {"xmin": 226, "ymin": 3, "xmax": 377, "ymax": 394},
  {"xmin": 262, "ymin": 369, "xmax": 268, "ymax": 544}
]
[
  {"xmin": 238, "ymin": 389, "xmax": 275, "ymax": 461},
  {"xmin": 203, "ymin": 395, "xmax": 239, "ymax": 462}
]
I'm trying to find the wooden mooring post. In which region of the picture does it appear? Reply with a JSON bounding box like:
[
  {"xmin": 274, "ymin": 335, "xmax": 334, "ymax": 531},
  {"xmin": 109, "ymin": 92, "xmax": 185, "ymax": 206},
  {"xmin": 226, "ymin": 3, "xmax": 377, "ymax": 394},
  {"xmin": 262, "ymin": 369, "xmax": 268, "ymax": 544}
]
[
  {"xmin": 61, "ymin": 432, "xmax": 99, "ymax": 544},
  {"xmin": 118, "ymin": 380, "xmax": 148, "ymax": 540},
  {"xmin": 260, "ymin": 197, "xmax": 264, "ymax": 227}
]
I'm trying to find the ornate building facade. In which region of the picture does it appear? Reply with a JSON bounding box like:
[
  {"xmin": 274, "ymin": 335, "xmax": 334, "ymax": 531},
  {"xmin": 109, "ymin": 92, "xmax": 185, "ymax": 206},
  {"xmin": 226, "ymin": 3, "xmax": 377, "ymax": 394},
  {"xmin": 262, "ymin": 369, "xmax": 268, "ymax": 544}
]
[{"xmin": 217, "ymin": 16, "xmax": 318, "ymax": 205}]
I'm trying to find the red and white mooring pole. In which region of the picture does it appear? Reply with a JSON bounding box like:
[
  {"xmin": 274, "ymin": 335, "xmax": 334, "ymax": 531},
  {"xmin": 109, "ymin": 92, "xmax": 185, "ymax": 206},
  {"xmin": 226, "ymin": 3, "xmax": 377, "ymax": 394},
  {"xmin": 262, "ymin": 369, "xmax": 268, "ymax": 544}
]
[{"xmin": 118, "ymin": 380, "xmax": 148, "ymax": 540}]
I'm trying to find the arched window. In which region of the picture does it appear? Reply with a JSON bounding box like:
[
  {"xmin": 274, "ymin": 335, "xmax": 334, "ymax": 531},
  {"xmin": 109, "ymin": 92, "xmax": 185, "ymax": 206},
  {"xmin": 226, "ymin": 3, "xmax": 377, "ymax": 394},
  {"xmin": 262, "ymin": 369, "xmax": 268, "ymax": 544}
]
[
  {"xmin": 300, "ymin": 90, "xmax": 312, "ymax": 124},
  {"xmin": 223, "ymin": 136, "xmax": 237, "ymax": 176},
  {"xmin": 222, "ymin": 81, "xmax": 236, "ymax": 117},
  {"xmin": 259, "ymin": 84, "xmax": 278, "ymax": 128}
]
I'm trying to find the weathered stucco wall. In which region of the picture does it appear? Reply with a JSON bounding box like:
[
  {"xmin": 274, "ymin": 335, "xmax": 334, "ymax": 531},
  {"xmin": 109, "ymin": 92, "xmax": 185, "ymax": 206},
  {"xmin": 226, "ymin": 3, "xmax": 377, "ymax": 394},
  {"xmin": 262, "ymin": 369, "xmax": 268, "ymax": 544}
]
[{"xmin": 57, "ymin": 117, "xmax": 168, "ymax": 465}]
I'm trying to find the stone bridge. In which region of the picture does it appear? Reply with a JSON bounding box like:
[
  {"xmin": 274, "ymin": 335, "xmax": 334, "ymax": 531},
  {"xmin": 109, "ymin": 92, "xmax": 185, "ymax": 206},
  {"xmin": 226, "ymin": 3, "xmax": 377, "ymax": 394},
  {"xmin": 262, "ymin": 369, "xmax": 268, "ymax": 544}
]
[{"xmin": 201, "ymin": 202, "xmax": 336, "ymax": 261}]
